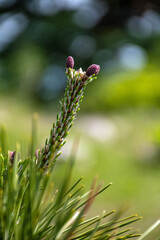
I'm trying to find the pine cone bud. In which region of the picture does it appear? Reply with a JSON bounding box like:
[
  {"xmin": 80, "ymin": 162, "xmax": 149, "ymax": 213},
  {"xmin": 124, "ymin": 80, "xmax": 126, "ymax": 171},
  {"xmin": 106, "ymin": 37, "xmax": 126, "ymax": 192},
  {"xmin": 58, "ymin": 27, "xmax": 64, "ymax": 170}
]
[
  {"xmin": 66, "ymin": 56, "xmax": 74, "ymax": 69},
  {"xmin": 8, "ymin": 151, "xmax": 16, "ymax": 164},
  {"xmin": 35, "ymin": 149, "xmax": 40, "ymax": 158},
  {"xmin": 86, "ymin": 64, "xmax": 100, "ymax": 76}
]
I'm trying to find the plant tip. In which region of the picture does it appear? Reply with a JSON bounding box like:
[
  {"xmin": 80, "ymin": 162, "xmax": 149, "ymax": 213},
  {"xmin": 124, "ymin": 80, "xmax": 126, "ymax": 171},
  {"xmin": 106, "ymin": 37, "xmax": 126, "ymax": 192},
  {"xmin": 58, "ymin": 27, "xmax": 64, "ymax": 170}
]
[
  {"xmin": 8, "ymin": 151, "xmax": 16, "ymax": 164},
  {"xmin": 86, "ymin": 64, "xmax": 100, "ymax": 76},
  {"xmin": 66, "ymin": 56, "xmax": 74, "ymax": 69}
]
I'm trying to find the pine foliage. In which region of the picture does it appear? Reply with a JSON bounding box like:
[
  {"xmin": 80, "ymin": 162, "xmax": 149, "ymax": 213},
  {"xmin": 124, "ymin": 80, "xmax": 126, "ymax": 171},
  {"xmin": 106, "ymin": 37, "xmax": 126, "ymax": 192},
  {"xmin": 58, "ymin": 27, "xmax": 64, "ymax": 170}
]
[{"xmin": 0, "ymin": 57, "xmax": 142, "ymax": 239}]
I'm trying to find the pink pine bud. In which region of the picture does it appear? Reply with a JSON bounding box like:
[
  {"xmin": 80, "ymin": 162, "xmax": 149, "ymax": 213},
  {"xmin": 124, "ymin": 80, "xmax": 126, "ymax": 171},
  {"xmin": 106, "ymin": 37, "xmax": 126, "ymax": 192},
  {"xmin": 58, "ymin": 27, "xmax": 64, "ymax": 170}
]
[
  {"xmin": 8, "ymin": 151, "xmax": 16, "ymax": 164},
  {"xmin": 66, "ymin": 56, "xmax": 74, "ymax": 69},
  {"xmin": 86, "ymin": 64, "xmax": 100, "ymax": 76},
  {"xmin": 35, "ymin": 149, "xmax": 40, "ymax": 158}
]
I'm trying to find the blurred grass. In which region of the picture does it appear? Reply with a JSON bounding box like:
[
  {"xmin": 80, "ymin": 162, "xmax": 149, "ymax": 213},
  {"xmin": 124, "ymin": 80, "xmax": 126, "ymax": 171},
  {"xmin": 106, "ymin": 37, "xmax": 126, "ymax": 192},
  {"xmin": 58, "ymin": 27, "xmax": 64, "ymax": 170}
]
[{"xmin": 0, "ymin": 96, "xmax": 160, "ymax": 239}]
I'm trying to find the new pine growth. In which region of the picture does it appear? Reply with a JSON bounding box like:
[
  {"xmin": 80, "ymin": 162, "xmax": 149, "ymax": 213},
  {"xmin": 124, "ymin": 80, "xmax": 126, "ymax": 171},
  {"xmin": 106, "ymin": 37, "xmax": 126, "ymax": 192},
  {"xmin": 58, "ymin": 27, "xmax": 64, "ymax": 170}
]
[{"xmin": 38, "ymin": 56, "xmax": 100, "ymax": 169}]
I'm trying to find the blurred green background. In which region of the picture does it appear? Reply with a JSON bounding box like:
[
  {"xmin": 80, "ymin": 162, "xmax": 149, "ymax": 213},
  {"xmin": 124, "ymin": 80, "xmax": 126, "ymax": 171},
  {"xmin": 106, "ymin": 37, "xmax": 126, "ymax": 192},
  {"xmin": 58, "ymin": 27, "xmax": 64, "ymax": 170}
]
[{"xmin": 0, "ymin": 0, "xmax": 160, "ymax": 238}]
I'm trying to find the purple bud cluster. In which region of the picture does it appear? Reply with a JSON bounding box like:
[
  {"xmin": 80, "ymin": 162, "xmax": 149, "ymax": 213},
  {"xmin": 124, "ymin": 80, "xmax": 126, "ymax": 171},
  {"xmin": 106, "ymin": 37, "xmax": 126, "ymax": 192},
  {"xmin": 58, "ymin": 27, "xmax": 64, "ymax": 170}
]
[
  {"xmin": 66, "ymin": 56, "xmax": 100, "ymax": 77},
  {"xmin": 86, "ymin": 64, "xmax": 100, "ymax": 76},
  {"xmin": 66, "ymin": 56, "xmax": 74, "ymax": 69}
]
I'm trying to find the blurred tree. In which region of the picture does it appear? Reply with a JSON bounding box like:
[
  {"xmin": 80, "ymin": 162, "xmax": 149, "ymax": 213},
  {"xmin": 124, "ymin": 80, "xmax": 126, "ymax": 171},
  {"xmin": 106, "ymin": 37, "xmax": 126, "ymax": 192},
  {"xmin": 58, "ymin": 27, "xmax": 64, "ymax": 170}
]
[{"xmin": 0, "ymin": 0, "xmax": 160, "ymax": 106}]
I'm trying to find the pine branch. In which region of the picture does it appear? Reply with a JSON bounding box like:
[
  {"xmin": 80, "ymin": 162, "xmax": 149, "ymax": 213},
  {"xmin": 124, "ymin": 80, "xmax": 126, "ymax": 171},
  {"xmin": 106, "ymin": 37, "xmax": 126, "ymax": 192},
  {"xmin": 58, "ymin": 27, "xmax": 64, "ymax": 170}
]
[{"xmin": 37, "ymin": 57, "xmax": 100, "ymax": 169}]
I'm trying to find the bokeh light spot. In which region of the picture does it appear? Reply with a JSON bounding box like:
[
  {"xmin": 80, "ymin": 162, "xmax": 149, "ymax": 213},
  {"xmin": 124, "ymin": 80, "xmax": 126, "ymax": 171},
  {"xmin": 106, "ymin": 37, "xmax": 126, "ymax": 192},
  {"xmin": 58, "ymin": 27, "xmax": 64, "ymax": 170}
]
[
  {"xmin": 0, "ymin": 14, "xmax": 28, "ymax": 51},
  {"xmin": 70, "ymin": 35, "xmax": 96, "ymax": 59},
  {"xmin": 118, "ymin": 44, "xmax": 147, "ymax": 70}
]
